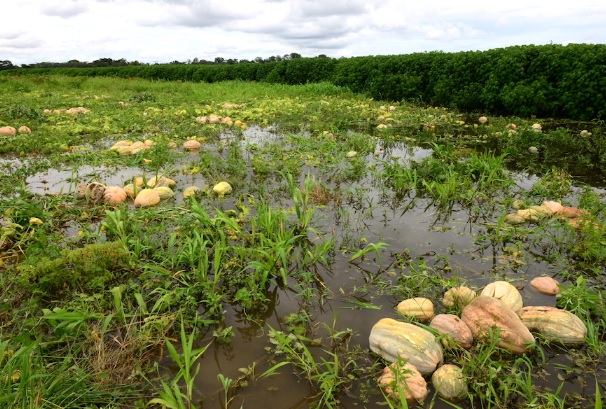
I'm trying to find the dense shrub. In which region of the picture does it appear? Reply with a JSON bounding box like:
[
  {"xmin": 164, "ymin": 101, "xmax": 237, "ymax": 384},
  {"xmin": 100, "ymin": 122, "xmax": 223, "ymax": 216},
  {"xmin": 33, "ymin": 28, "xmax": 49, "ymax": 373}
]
[{"xmin": 5, "ymin": 44, "xmax": 605, "ymax": 120}]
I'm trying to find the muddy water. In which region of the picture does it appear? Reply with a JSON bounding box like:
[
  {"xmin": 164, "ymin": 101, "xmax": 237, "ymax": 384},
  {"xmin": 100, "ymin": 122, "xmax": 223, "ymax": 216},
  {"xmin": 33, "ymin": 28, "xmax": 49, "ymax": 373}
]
[{"xmin": 23, "ymin": 127, "xmax": 602, "ymax": 408}]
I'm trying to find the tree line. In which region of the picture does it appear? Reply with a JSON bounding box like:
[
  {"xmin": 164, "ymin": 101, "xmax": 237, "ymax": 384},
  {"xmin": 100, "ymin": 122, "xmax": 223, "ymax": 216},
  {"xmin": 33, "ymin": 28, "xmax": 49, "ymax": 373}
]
[
  {"xmin": 2, "ymin": 44, "xmax": 604, "ymax": 120},
  {"xmin": 0, "ymin": 53, "xmax": 306, "ymax": 69}
]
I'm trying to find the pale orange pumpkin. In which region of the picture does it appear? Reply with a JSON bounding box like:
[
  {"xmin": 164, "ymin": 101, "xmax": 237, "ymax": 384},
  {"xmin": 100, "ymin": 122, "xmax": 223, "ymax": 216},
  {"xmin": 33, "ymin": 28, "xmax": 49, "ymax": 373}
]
[
  {"xmin": 103, "ymin": 186, "xmax": 128, "ymax": 205},
  {"xmin": 134, "ymin": 189, "xmax": 161, "ymax": 207}
]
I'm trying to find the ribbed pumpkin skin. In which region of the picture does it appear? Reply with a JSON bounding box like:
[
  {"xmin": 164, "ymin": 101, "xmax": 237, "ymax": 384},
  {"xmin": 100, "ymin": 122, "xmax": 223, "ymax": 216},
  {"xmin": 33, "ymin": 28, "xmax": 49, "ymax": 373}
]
[
  {"xmin": 431, "ymin": 364, "xmax": 468, "ymax": 402},
  {"xmin": 369, "ymin": 318, "xmax": 443, "ymax": 375},
  {"xmin": 461, "ymin": 296, "xmax": 535, "ymax": 354},
  {"xmin": 480, "ymin": 281, "xmax": 523, "ymax": 311},
  {"xmin": 378, "ymin": 362, "xmax": 428, "ymax": 404},
  {"xmin": 430, "ymin": 314, "xmax": 474, "ymax": 349},
  {"xmin": 103, "ymin": 186, "xmax": 127, "ymax": 205},
  {"xmin": 516, "ymin": 306, "xmax": 587, "ymax": 345}
]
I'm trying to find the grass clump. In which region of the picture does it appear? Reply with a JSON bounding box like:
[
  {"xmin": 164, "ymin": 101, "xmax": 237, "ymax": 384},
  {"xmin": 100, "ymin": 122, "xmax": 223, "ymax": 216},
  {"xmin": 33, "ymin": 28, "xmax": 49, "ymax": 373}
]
[{"xmin": 18, "ymin": 241, "xmax": 132, "ymax": 294}]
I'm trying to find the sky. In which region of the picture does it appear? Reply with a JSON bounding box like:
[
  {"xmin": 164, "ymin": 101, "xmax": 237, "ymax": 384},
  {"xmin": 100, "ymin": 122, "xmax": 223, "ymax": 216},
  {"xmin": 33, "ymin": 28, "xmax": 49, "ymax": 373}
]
[{"xmin": 2, "ymin": 0, "xmax": 606, "ymax": 65}]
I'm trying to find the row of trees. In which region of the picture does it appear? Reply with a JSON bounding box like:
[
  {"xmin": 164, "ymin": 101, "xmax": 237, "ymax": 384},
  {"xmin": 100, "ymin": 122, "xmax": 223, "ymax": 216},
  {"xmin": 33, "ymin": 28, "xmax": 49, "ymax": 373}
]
[
  {"xmin": 3, "ymin": 53, "xmax": 308, "ymax": 70},
  {"xmin": 3, "ymin": 44, "xmax": 604, "ymax": 120}
]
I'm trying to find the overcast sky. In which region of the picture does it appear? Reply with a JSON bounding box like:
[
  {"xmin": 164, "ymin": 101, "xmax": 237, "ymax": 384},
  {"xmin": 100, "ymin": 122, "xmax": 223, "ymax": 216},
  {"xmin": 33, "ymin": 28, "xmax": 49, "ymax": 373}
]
[{"xmin": 3, "ymin": 0, "xmax": 605, "ymax": 65}]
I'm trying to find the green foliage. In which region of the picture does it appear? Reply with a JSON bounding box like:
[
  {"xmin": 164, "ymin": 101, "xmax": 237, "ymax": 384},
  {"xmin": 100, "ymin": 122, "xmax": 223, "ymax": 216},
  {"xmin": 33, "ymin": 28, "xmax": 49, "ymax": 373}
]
[
  {"xmin": 18, "ymin": 241, "xmax": 132, "ymax": 294},
  {"xmin": 6, "ymin": 44, "xmax": 606, "ymax": 120}
]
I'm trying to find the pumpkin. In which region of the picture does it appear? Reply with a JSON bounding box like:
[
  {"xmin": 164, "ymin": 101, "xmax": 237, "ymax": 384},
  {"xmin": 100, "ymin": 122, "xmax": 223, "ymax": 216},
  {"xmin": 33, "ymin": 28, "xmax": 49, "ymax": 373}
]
[
  {"xmin": 29, "ymin": 217, "xmax": 43, "ymax": 225},
  {"xmin": 516, "ymin": 208, "xmax": 540, "ymax": 222},
  {"xmin": 0, "ymin": 126, "xmax": 17, "ymax": 136},
  {"xmin": 542, "ymin": 201, "xmax": 563, "ymax": 214},
  {"xmin": 77, "ymin": 182, "xmax": 105, "ymax": 202},
  {"xmin": 213, "ymin": 182, "xmax": 232, "ymax": 197},
  {"xmin": 461, "ymin": 296, "xmax": 535, "ymax": 355},
  {"xmin": 396, "ymin": 297, "xmax": 434, "ymax": 322},
  {"xmin": 183, "ymin": 140, "xmax": 201, "ymax": 150},
  {"xmin": 369, "ymin": 318, "xmax": 443, "ymax": 375},
  {"xmin": 556, "ymin": 206, "xmax": 589, "ymax": 218},
  {"xmin": 134, "ymin": 189, "xmax": 161, "ymax": 207},
  {"xmin": 18, "ymin": 126, "xmax": 32, "ymax": 134},
  {"xmin": 378, "ymin": 362, "xmax": 428, "ymax": 404},
  {"xmin": 183, "ymin": 186, "xmax": 201, "ymax": 198},
  {"xmin": 504, "ymin": 213, "xmax": 526, "ymax": 224},
  {"xmin": 430, "ymin": 314, "xmax": 474, "ymax": 349},
  {"xmin": 443, "ymin": 287, "xmax": 476, "ymax": 308},
  {"xmin": 65, "ymin": 107, "xmax": 90, "ymax": 114},
  {"xmin": 123, "ymin": 183, "xmax": 139, "ymax": 198},
  {"xmin": 154, "ymin": 186, "xmax": 175, "ymax": 199},
  {"xmin": 103, "ymin": 186, "xmax": 128, "ymax": 205},
  {"xmin": 529, "ymin": 205, "xmax": 553, "ymax": 217},
  {"xmin": 208, "ymin": 114, "xmax": 221, "ymax": 124},
  {"xmin": 431, "ymin": 364, "xmax": 468, "ymax": 402},
  {"xmin": 480, "ymin": 281, "xmax": 523, "ymax": 311},
  {"xmin": 110, "ymin": 140, "xmax": 132, "ymax": 150},
  {"xmin": 147, "ymin": 176, "xmax": 176, "ymax": 188},
  {"xmin": 516, "ymin": 306, "xmax": 587, "ymax": 346},
  {"xmin": 129, "ymin": 141, "xmax": 147, "ymax": 155},
  {"xmin": 529, "ymin": 277, "xmax": 560, "ymax": 296},
  {"xmin": 116, "ymin": 145, "xmax": 133, "ymax": 155}
]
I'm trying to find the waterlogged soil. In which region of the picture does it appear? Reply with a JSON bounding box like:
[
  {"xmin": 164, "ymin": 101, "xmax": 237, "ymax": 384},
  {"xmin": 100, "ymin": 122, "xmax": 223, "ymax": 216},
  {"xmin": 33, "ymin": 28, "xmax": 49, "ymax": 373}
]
[
  {"xmin": 2, "ymin": 76, "xmax": 605, "ymax": 408},
  {"xmin": 20, "ymin": 126, "xmax": 604, "ymax": 408}
]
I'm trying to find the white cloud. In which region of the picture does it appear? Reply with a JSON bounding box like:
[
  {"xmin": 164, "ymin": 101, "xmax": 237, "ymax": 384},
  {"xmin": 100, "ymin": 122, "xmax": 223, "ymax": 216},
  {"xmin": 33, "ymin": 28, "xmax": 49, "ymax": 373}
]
[
  {"xmin": 41, "ymin": 0, "xmax": 89, "ymax": 17},
  {"xmin": 1, "ymin": 0, "xmax": 604, "ymax": 65}
]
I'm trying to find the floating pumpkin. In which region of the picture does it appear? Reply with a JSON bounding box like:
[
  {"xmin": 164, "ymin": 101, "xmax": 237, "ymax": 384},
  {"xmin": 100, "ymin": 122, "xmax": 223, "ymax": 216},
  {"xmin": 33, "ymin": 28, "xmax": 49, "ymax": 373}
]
[
  {"xmin": 213, "ymin": 182, "xmax": 232, "ymax": 197},
  {"xmin": 516, "ymin": 306, "xmax": 587, "ymax": 346},
  {"xmin": 431, "ymin": 364, "xmax": 468, "ymax": 402},
  {"xmin": 147, "ymin": 176, "xmax": 176, "ymax": 188},
  {"xmin": 110, "ymin": 140, "xmax": 132, "ymax": 150},
  {"xmin": 77, "ymin": 182, "xmax": 106, "ymax": 203},
  {"xmin": 442, "ymin": 286, "xmax": 476, "ymax": 308},
  {"xmin": 183, "ymin": 186, "xmax": 201, "ymax": 198},
  {"xmin": 480, "ymin": 281, "xmax": 523, "ymax": 311},
  {"xmin": 378, "ymin": 362, "xmax": 428, "ymax": 404},
  {"xmin": 461, "ymin": 296, "xmax": 535, "ymax": 354},
  {"xmin": 154, "ymin": 186, "xmax": 175, "ymax": 199},
  {"xmin": 103, "ymin": 186, "xmax": 128, "ymax": 205},
  {"xmin": 529, "ymin": 277, "xmax": 560, "ymax": 296},
  {"xmin": 396, "ymin": 297, "xmax": 434, "ymax": 322},
  {"xmin": 430, "ymin": 314, "xmax": 474, "ymax": 349},
  {"xmin": 369, "ymin": 318, "xmax": 443, "ymax": 375},
  {"xmin": 123, "ymin": 183, "xmax": 139, "ymax": 198},
  {"xmin": 115, "ymin": 145, "xmax": 134, "ymax": 155},
  {"xmin": 183, "ymin": 140, "xmax": 201, "ymax": 150},
  {"xmin": 134, "ymin": 189, "xmax": 160, "ymax": 207}
]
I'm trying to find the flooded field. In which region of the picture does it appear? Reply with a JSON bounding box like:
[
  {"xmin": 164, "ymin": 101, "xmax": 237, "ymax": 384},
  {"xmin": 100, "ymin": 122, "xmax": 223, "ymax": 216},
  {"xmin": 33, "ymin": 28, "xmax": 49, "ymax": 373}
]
[{"xmin": 1, "ymin": 76, "xmax": 605, "ymax": 408}]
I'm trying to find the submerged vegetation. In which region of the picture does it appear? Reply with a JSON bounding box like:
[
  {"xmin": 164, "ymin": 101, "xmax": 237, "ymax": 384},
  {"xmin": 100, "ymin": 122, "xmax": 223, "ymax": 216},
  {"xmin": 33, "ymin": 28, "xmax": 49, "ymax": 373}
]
[{"xmin": 0, "ymin": 75, "xmax": 605, "ymax": 408}]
